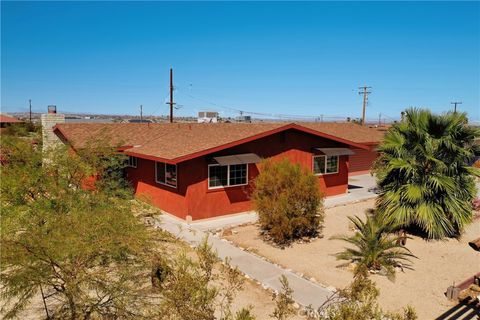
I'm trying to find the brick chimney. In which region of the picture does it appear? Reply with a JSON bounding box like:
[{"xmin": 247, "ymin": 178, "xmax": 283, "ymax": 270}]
[{"xmin": 41, "ymin": 105, "xmax": 65, "ymax": 152}]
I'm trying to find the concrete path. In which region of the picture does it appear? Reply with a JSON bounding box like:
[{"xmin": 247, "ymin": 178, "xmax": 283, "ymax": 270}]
[
  {"xmin": 192, "ymin": 173, "xmax": 378, "ymax": 231},
  {"xmin": 155, "ymin": 214, "xmax": 334, "ymax": 309}
]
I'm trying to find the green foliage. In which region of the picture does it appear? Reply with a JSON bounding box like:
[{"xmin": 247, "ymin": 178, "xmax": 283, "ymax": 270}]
[
  {"xmin": 1, "ymin": 134, "xmax": 257, "ymax": 319},
  {"xmin": 374, "ymin": 108, "xmax": 480, "ymax": 239},
  {"xmin": 253, "ymin": 158, "xmax": 324, "ymax": 245},
  {"xmin": 270, "ymin": 275, "xmax": 297, "ymax": 320},
  {"xmin": 332, "ymin": 214, "xmax": 416, "ymax": 281},
  {"xmin": 2, "ymin": 122, "xmax": 39, "ymax": 137},
  {"xmin": 306, "ymin": 272, "xmax": 417, "ymax": 320},
  {"xmin": 0, "ymin": 134, "xmax": 158, "ymax": 319},
  {"xmin": 157, "ymin": 238, "xmax": 253, "ymax": 320}
]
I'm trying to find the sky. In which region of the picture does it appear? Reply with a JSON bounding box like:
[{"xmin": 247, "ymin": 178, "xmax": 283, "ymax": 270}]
[{"xmin": 1, "ymin": 1, "xmax": 479, "ymax": 122}]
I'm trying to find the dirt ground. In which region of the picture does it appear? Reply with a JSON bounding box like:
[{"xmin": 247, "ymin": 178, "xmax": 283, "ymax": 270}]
[{"xmin": 223, "ymin": 199, "xmax": 480, "ymax": 320}]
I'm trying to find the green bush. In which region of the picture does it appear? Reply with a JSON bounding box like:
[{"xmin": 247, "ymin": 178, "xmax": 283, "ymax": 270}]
[{"xmin": 253, "ymin": 158, "xmax": 324, "ymax": 245}]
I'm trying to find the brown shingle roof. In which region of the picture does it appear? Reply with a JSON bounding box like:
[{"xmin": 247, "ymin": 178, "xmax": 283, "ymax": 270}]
[
  {"xmin": 54, "ymin": 122, "xmax": 385, "ymax": 163},
  {"xmin": 299, "ymin": 122, "xmax": 385, "ymax": 144}
]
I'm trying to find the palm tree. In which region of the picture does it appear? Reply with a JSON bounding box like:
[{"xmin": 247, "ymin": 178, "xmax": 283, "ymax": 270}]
[
  {"xmin": 332, "ymin": 214, "xmax": 416, "ymax": 280},
  {"xmin": 374, "ymin": 108, "xmax": 480, "ymax": 239}
]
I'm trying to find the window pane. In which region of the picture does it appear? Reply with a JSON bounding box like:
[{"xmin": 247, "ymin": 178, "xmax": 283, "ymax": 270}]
[
  {"xmin": 229, "ymin": 164, "xmax": 247, "ymax": 186},
  {"xmin": 313, "ymin": 156, "xmax": 326, "ymax": 174},
  {"xmin": 156, "ymin": 162, "xmax": 165, "ymax": 183},
  {"xmin": 326, "ymin": 156, "xmax": 338, "ymax": 173},
  {"xmin": 165, "ymin": 164, "xmax": 177, "ymax": 187},
  {"xmin": 129, "ymin": 156, "xmax": 137, "ymax": 167},
  {"xmin": 209, "ymin": 165, "xmax": 228, "ymax": 188}
]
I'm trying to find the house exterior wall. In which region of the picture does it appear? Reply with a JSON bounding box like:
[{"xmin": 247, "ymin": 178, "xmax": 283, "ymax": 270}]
[
  {"xmin": 127, "ymin": 129, "xmax": 350, "ymax": 220},
  {"xmin": 348, "ymin": 144, "xmax": 378, "ymax": 176}
]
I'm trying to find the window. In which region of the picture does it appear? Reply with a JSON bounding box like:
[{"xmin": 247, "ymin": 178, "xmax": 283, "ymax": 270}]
[
  {"xmin": 127, "ymin": 156, "xmax": 137, "ymax": 168},
  {"xmin": 155, "ymin": 162, "xmax": 177, "ymax": 188},
  {"xmin": 313, "ymin": 155, "xmax": 339, "ymax": 175},
  {"xmin": 208, "ymin": 164, "xmax": 248, "ymax": 189}
]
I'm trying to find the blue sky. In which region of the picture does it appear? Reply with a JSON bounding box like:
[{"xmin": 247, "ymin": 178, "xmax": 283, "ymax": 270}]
[{"xmin": 1, "ymin": 1, "xmax": 479, "ymax": 122}]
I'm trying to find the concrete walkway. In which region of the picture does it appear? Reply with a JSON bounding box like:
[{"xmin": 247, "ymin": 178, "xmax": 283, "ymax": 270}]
[
  {"xmin": 192, "ymin": 173, "xmax": 378, "ymax": 231},
  {"xmin": 154, "ymin": 214, "xmax": 334, "ymax": 309}
]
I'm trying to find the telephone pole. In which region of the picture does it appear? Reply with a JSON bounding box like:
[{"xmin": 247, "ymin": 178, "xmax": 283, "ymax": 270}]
[
  {"xmin": 358, "ymin": 86, "xmax": 371, "ymax": 126},
  {"xmin": 167, "ymin": 68, "xmax": 175, "ymax": 123},
  {"xmin": 29, "ymin": 99, "xmax": 32, "ymax": 123},
  {"xmin": 140, "ymin": 104, "xmax": 143, "ymax": 122},
  {"xmin": 451, "ymin": 101, "xmax": 462, "ymax": 113}
]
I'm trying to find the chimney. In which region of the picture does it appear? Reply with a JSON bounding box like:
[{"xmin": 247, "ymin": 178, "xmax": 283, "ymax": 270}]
[
  {"xmin": 48, "ymin": 105, "xmax": 57, "ymax": 114},
  {"xmin": 41, "ymin": 105, "xmax": 65, "ymax": 152}
]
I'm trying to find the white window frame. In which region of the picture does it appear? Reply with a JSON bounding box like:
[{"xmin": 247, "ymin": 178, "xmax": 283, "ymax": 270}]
[
  {"xmin": 312, "ymin": 155, "xmax": 339, "ymax": 175},
  {"xmin": 155, "ymin": 161, "xmax": 177, "ymax": 188},
  {"xmin": 127, "ymin": 156, "xmax": 137, "ymax": 168},
  {"xmin": 208, "ymin": 163, "xmax": 248, "ymax": 190}
]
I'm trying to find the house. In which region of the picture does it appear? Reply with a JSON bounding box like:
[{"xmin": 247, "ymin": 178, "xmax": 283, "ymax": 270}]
[
  {"xmin": 53, "ymin": 122, "xmax": 384, "ymax": 221},
  {"xmin": 0, "ymin": 114, "xmax": 22, "ymax": 131}
]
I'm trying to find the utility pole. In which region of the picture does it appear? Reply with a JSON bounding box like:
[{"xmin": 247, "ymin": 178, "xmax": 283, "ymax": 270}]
[
  {"xmin": 140, "ymin": 104, "xmax": 143, "ymax": 122},
  {"xmin": 358, "ymin": 86, "xmax": 372, "ymax": 126},
  {"xmin": 378, "ymin": 113, "xmax": 382, "ymax": 126},
  {"xmin": 451, "ymin": 101, "xmax": 462, "ymax": 113},
  {"xmin": 166, "ymin": 68, "xmax": 175, "ymax": 123},
  {"xmin": 29, "ymin": 99, "xmax": 32, "ymax": 123}
]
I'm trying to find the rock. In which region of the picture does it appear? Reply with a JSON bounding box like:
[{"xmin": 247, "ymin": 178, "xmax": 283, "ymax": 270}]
[{"xmin": 222, "ymin": 229, "xmax": 233, "ymax": 236}]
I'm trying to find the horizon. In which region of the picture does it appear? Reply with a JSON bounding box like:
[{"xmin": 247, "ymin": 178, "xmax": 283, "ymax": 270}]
[{"xmin": 1, "ymin": 1, "xmax": 479, "ymax": 122}]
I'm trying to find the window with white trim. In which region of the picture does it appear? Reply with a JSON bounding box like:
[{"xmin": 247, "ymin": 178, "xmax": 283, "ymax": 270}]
[
  {"xmin": 208, "ymin": 164, "xmax": 247, "ymax": 189},
  {"xmin": 313, "ymin": 155, "xmax": 339, "ymax": 175},
  {"xmin": 127, "ymin": 156, "xmax": 137, "ymax": 168},
  {"xmin": 155, "ymin": 162, "xmax": 177, "ymax": 188}
]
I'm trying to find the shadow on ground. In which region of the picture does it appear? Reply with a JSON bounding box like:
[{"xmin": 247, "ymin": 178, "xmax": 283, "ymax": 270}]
[{"xmin": 435, "ymin": 299, "xmax": 480, "ymax": 320}]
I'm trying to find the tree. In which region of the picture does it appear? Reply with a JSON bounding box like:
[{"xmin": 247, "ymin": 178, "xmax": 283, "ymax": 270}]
[
  {"xmin": 270, "ymin": 275, "xmax": 297, "ymax": 320},
  {"xmin": 332, "ymin": 214, "xmax": 416, "ymax": 280},
  {"xmin": 374, "ymin": 108, "xmax": 480, "ymax": 239},
  {"xmin": 253, "ymin": 158, "xmax": 324, "ymax": 245},
  {"xmin": 0, "ymin": 134, "xmax": 161, "ymax": 319}
]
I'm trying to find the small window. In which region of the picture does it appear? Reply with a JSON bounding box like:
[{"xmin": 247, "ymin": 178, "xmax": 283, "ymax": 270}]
[
  {"xmin": 127, "ymin": 156, "xmax": 137, "ymax": 168},
  {"xmin": 208, "ymin": 163, "xmax": 247, "ymax": 189},
  {"xmin": 313, "ymin": 155, "xmax": 339, "ymax": 175},
  {"xmin": 155, "ymin": 161, "xmax": 177, "ymax": 188}
]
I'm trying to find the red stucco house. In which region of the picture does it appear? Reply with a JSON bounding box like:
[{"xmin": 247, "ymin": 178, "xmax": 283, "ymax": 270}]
[{"xmin": 53, "ymin": 122, "xmax": 384, "ymax": 221}]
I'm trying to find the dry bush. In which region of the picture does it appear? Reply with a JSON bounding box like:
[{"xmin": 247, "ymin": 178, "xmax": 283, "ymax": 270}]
[{"xmin": 253, "ymin": 158, "xmax": 324, "ymax": 245}]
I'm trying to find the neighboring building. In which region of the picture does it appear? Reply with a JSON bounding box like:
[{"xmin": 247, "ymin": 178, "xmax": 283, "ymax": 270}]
[
  {"xmin": 53, "ymin": 122, "xmax": 384, "ymax": 221},
  {"xmin": 198, "ymin": 111, "xmax": 219, "ymax": 123},
  {"xmin": 236, "ymin": 115, "xmax": 252, "ymax": 123},
  {"xmin": 0, "ymin": 114, "xmax": 22, "ymax": 131}
]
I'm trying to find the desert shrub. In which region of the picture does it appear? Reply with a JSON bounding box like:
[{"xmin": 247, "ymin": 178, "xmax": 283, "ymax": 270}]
[
  {"xmin": 306, "ymin": 270, "xmax": 417, "ymax": 320},
  {"xmin": 253, "ymin": 158, "xmax": 324, "ymax": 245}
]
